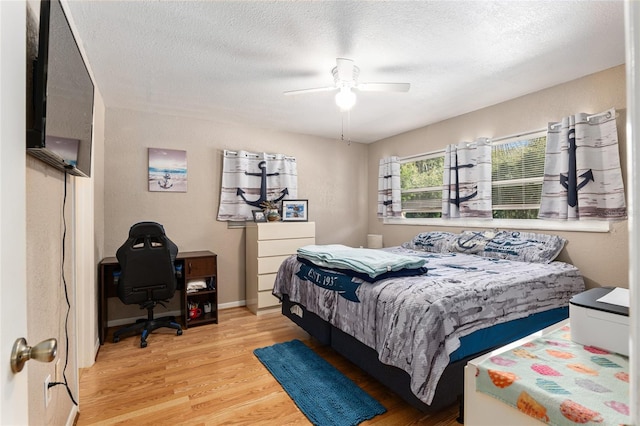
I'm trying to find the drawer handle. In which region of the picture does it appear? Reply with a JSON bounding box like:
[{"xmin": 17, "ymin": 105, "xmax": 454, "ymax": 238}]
[{"xmin": 188, "ymin": 262, "xmax": 192, "ymax": 274}]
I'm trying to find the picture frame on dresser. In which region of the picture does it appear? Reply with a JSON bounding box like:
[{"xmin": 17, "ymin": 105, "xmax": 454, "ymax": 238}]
[
  {"xmin": 282, "ymin": 199, "xmax": 308, "ymax": 221},
  {"xmin": 252, "ymin": 210, "xmax": 267, "ymax": 222}
]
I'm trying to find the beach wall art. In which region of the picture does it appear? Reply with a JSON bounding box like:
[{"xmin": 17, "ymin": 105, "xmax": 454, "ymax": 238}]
[{"xmin": 148, "ymin": 148, "xmax": 187, "ymax": 192}]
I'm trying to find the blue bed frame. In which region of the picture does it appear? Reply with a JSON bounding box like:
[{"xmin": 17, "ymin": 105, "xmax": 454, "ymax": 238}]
[{"xmin": 280, "ymin": 294, "xmax": 569, "ymax": 418}]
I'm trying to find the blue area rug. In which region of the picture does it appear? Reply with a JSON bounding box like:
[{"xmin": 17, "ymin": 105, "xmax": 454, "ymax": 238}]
[{"xmin": 254, "ymin": 339, "xmax": 386, "ymax": 425}]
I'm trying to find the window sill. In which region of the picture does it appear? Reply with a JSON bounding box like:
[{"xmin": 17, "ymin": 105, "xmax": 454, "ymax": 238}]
[{"xmin": 382, "ymin": 217, "xmax": 612, "ymax": 233}]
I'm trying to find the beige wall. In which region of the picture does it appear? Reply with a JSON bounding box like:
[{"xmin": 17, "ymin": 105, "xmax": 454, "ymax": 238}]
[
  {"xmin": 368, "ymin": 65, "xmax": 628, "ymax": 289},
  {"xmin": 26, "ymin": 159, "xmax": 78, "ymax": 424},
  {"xmin": 26, "ymin": 1, "xmax": 77, "ymax": 423},
  {"xmin": 103, "ymin": 108, "xmax": 368, "ymax": 319}
]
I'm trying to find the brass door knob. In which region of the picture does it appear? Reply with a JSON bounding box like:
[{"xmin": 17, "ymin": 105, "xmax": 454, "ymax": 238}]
[{"xmin": 10, "ymin": 337, "xmax": 57, "ymax": 373}]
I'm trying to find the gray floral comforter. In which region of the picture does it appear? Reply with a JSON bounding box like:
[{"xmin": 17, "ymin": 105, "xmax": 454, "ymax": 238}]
[{"xmin": 272, "ymin": 246, "xmax": 585, "ymax": 405}]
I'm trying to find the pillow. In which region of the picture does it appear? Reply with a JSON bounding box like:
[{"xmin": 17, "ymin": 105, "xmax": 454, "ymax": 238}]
[
  {"xmin": 450, "ymin": 230, "xmax": 497, "ymax": 254},
  {"xmin": 482, "ymin": 231, "xmax": 566, "ymax": 263},
  {"xmin": 401, "ymin": 231, "xmax": 456, "ymax": 253}
]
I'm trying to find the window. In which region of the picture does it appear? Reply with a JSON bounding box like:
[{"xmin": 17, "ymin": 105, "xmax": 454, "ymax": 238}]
[
  {"xmin": 491, "ymin": 133, "xmax": 546, "ymax": 219},
  {"xmin": 399, "ymin": 132, "xmax": 547, "ymax": 219},
  {"xmin": 400, "ymin": 154, "xmax": 444, "ymax": 218}
]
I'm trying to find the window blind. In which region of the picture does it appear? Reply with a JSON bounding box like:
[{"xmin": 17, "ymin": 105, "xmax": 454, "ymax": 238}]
[{"xmin": 491, "ymin": 135, "xmax": 546, "ymax": 211}]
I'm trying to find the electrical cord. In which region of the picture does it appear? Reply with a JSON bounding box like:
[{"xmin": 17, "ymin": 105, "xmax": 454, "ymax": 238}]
[{"xmin": 48, "ymin": 170, "xmax": 78, "ymax": 406}]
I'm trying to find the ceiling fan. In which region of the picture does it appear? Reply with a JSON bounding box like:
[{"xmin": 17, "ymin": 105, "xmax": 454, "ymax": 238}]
[{"xmin": 284, "ymin": 58, "xmax": 410, "ymax": 111}]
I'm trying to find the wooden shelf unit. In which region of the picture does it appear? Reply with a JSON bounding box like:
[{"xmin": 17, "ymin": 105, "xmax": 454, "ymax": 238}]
[{"xmin": 183, "ymin": 253, "xmax": 218, "ymax": 328}]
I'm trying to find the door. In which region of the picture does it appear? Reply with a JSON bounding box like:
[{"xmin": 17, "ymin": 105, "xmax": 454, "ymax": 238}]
[
  {"xmin": 0, "ymin": 1, "xmax": 30, "ymax": 423},
  {"xmin": 627, "ymin": 2, "xmax": 640, "ymax": 423}
]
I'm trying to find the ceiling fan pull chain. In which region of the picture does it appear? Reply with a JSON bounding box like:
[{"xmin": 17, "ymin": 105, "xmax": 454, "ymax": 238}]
[{"xmin": 341, "ymin": 111, "xmax": 352, "ymax": 145}]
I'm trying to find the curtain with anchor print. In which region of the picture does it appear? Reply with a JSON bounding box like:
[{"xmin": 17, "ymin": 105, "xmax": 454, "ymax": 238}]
[
  {"xmin": 538, "ymin": 108, "xmax": 626, "ymax": 220},
  {"xmin": 378, "ymin": 156, "xmax": 402, "ymax": 218},
  {"xmin": 442, "ymin": 138, "xmax": 492, "ymax": 218},
  {"xmin": 217, "ymin": 150, "xmax": 298, "ymax": 221}
]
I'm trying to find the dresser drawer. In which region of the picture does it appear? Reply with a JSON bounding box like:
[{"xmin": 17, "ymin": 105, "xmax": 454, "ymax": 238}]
[
  {"xmin": 258, "ymin": 255, "xmax": 291, "ymax": 274},
  {"xmin": 258, "ymin": 273, "xmax": 276, "ymax": 291},
  {"xmin": 246, "ymin": 222, "xmax": 315, "ymax": 315},
  {"xmin": 185, "ymin": 256, "xmax": 216, "ymax": 278},
  {"xmin": 258, "ymin": 290, "xmax": 280, "ymax": 308},
  {"xmin": 258, "ymin": 237, "xmax": 315, "ymax": 257},
  {"xmin": 257, "ymin": 221, "xmax": 315, "ymax": 240}
]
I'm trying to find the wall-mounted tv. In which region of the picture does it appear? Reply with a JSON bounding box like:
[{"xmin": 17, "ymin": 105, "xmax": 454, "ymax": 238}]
[{"xmin": 27, "ymin": 0, "xmax": 94, "ymax": 178}]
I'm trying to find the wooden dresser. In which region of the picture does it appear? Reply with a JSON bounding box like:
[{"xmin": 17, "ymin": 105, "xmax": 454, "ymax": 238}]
[{"xmin": 245, "ymin": 221, "xmax": 315, "ymax": 314}]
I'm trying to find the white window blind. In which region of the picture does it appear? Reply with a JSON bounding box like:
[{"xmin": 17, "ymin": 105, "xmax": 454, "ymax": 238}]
[{"xmin": 491, "ymin": 133, "xmax": 546, "ymax": 217}]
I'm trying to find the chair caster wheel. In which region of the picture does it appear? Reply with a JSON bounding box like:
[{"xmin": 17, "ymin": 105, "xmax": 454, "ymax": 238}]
[
  {"xmin": 140, "ymin": 341, "xmax": 148, "ymax": 348},
  {"xmin": 113, "ymin": 336, "xmax": 120, "ymax": 343},
  {"xmin": 177, "ymin": 329, "xmax": 183, "ymax": 336}
]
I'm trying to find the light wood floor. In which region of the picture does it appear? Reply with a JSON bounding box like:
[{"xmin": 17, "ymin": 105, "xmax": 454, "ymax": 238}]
[{"xmin": 77, "ymin": 307, "xmax": 461, "ymax": 425}]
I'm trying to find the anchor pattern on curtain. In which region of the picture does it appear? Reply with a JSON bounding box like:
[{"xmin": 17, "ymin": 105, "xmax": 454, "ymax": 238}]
[
  {"xmin": 217, "ymin": 150, "xmax": 297, "ymax": 221},
  {"xmin": 442, "ymin": 138, "xmax": 492, "ymax": 218},
  {"xmin": 538, "ymin": 108, "xmax": 626, "ymax": 220},
  {"xmin": 378, "ymin": 156, "xmax": 402, "ymax": 218}
]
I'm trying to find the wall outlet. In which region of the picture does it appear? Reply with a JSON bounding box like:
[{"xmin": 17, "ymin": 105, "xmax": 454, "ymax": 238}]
[{"xmin": 44, "ymin": 374, "xmax": 52, "ymax": 407}]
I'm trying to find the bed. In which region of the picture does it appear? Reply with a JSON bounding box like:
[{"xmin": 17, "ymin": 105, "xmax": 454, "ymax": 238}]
[{"xmin": 272, "ymin": 230, "xmax": 586, "ymax": 415}]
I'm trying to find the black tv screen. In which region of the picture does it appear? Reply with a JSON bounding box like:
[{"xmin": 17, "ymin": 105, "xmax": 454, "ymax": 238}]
[{"xmin": 27, "ymin": 0, "xmax": 94, "ymax": 178}]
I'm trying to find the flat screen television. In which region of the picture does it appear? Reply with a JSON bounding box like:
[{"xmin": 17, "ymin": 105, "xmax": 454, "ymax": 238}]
[{"xmin": 27, "ymin": 0, "xmax": 94, "ymax": 177}]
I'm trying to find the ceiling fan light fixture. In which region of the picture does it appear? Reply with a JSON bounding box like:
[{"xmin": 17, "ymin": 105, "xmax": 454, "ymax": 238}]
[{"xmin": 335, "ymin": 87, "xmax": 356, "ymax": 111}]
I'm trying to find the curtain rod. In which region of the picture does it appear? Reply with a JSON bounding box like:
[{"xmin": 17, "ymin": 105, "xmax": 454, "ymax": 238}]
[
  {"xmin": 548, "ymin": 110, "xmax": 618, "ymax": 129},
  {"xmin": 490, "ymin": 127, "xmax": 547, "ymax": 143},
  {"xmin": 399, "ymin": 149, "xmax": 445, "ymax": 162},
  {"xmin": 398, "ymin": 127, "xmax": 546, "ymax": 162},
  {"xmin": 224, "ymin": 150, "xmax": 295, "ymax": 160},
  {"xmin": 398, "ymin": 110, "xmax": 617, "ymax": 161}
]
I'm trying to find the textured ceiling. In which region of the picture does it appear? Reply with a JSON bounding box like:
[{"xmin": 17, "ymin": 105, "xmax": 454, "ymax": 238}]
[{"xmin": 64, "ymin": 1, "xmax": 626, "ymax": 143}]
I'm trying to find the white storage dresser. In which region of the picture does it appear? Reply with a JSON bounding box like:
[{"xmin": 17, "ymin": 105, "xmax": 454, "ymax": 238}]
[{"xmin": 245, "ymin": 221, "xmax": 315, "ymax": 314}]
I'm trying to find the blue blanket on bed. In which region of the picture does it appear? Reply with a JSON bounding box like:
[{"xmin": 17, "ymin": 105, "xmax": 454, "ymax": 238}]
[
  {"xmin": 297, "ymin": 244, "xmax": 427, "ymax": 279},
  {"xmin": 297, "ymin": 257, "xmax": 428, "ymax": 283}
]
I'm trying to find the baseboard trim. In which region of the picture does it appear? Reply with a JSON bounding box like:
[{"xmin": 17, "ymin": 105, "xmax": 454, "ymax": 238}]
[
  {"xmin": 66, "ymin": 404, "xmax": 79, "ymax": 426},
  {"xmin": 106, "ymin": 302, "xmax": 248, "ymax": 328},
  {"xmin": 219, "ymin": 300, "xmax": 246, "ymax": 310},
  {"xmin": 107, "ymin": 309, "xmax": 182, "ymax": 328}
]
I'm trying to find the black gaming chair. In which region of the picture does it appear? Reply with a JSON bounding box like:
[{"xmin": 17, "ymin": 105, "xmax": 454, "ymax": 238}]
[{"xmin": 112, "ymin": 222, "xmax": 183, "ymax": 348}]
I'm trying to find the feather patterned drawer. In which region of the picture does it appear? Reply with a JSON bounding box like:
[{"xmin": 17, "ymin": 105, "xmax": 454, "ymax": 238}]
[{"xmin": 474, "ymin": 323, "xmax": 629, "ymax": 426}]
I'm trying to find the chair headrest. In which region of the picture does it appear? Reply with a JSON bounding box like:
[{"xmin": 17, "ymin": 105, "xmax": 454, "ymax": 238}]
[{"xmin": 128, "ymin": 222, "xmax": 166, "ymax": 238}]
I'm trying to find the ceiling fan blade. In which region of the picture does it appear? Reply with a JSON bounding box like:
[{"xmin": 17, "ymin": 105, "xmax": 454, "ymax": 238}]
[
  {"xmin": 284, "ymin": 58, "xmax": 410, "ymax": 99},
  {"xmin": 356, "ymin": 82, "xmax": 410, "ymax": 92},
  {"xmin": 283, "ymin": 86, "xmax": 338, "ymax": 96}
]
